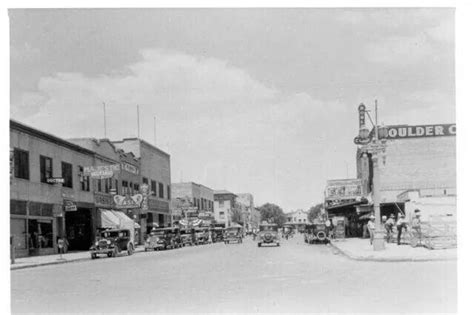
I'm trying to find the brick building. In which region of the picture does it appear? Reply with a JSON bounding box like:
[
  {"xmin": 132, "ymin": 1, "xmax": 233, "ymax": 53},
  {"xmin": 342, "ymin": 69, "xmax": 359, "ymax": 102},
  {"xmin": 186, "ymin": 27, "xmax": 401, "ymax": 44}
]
[
  {"xmin": 213, "ymin": 190, "xmax": 238, "ymax": 227},
  {"xmin": 112, "ymin": 138, "xmax": 172, "ymax": 231},
  {"xmin": 171, "ymin": 182, "xmax": 214, "ymax": 215}
]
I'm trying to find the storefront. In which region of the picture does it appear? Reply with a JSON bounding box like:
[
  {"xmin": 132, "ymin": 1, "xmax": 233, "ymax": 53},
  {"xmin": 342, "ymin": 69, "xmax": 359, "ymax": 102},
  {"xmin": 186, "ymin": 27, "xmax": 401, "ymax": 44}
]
[{"xmin": 10, "ymin": 199, "xmax": 61, "ymax": 257}]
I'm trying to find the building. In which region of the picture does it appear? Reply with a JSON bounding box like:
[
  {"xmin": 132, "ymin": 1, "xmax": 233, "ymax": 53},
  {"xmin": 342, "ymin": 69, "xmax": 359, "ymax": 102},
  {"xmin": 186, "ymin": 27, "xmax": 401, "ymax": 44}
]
[
  {"xmin": 213, "ymin": 190, "xmax": 238, "ymax": 227},
  {"xmin": 285, "ymin": 209, "xmax": 308, "ymax": 231},
  {"xmin": 325, "ymin": 123, "xmax": 456, "ymax": 238},
  {"xmin": 10, "ymin": 120, "xmax": 100, "ymax": 256},
  {"xmin": 112, "ymin": 138, "xmax": 172, "ymax": 230},
  {"xmin": 236, "ymin": 193, "xmax": 258, "ymax": 232},
  {"xmin": 171, "ymin": 182, "xmax": 214, "ymax": 218}
]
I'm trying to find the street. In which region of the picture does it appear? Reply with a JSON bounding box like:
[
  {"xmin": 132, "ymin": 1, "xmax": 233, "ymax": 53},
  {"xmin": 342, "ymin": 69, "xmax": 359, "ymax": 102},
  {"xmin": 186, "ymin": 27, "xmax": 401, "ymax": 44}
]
[{"xmin": 11, "ymin": 235, "xmax": 456, "ymax": 313}]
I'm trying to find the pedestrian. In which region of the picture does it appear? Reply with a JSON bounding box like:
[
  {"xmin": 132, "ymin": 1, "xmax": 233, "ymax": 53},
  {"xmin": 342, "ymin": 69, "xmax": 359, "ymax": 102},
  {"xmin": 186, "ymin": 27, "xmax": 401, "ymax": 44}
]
[
  {"xmin": 396, "ymin": 213, "xmax": 408, "ymax": 245},
  {"xmin": 367, "ymin": 215, "xmax": 376, "ymax": 245},
  {"xmin": 411, "ymin": 209, "xmax": 422, "ymax": 247},
  {"xmin": 385, "ymin": 214, "xmax": 395, "ymax": 242}
]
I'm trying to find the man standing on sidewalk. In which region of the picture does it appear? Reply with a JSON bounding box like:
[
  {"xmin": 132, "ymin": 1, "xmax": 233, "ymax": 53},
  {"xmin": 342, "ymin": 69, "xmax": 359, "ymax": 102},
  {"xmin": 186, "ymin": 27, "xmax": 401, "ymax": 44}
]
[
  {"xmin": 396, "ymin": 213, "xmax": 408, "ymax": 245},
  {"xmin": 385, "ymin": 214, "xmax": 395, "ymax": 242},
  {"xmin": 412, "ymin": 209, "xmax": 423, "ymax": 247},
  {"xmin": 367, "ymin": 215, "xmax": 376, "ymax": 245}
]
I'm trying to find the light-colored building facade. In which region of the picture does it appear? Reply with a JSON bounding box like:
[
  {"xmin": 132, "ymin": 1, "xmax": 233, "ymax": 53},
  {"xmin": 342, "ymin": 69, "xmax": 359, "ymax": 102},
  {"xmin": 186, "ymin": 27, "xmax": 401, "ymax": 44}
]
[
  {"xmin": 286, "ymin": 209, "xmax": 308, "ymax": 231},
  {"xmin": 213, "ymin": 190, "xmax": 237, "ymax": 227},
  {"xmin": 236, "ymin": 193, "xmax": 258, "ymax": 232},
  {"xmin": 171, "ymin": 182, "xmax": 214, "ymax": 217}
]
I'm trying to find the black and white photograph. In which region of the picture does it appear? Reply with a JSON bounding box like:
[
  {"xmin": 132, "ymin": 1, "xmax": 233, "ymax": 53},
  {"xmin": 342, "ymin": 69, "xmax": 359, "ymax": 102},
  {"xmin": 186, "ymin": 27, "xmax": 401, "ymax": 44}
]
[{"xmin": 5, "ymin": 3, "xmax": 470, "ymax": 314}]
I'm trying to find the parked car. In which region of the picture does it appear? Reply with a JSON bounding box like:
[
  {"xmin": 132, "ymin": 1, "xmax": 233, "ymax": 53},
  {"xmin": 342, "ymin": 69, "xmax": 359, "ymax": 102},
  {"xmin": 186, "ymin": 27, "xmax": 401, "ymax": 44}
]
[
  {"xmin": 257, "ymin": 223, "xmax": 280, "ymax": 247},
  {"xmin": 195, "ymin": 227, "xmax": 211, "ymax": 245},
  {"xmin": 180, "ymin": 229, "xmax": 196, "ymax": 246},
  {"xmin": 145, "ymin": 227, "xmax": 182, "ymax": 251},
  {"xmin": 90, "ymin": 229, "xmax": 134, "ymax": 259},
  {"xmin": 212, "ymin": 227, "xmax": 224, "ymax": 243},
  {"xmin": 304, "ymin": 223, "xmax": 329, "ymax": 244},
  {"xmin": 224, "ymin": 226, "xmax": 243, "ymax": 244}
]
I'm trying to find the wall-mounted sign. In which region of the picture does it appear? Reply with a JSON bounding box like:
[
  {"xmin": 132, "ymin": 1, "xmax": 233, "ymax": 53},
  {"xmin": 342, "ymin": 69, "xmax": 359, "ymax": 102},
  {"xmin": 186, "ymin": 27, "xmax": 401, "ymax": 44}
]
[
  {"xmin": 384, "ymin": 124, "xmax": 456, "ymax": 140},
  {"xmin": 46, "ymin": 177, "xmax": 64, "ymax": 184},
  {"xmin": 84, "ymin": 165, "xmax": 120, "ymax": 179},
  {"xmin": 114, "ymin": 194, "xmax": 143, "ymax": 209},
  {"xmin": 140, "ymin": 184, "xmax": 149, "ymax": 211},
  {"xmin": 121, "ymin": 162, "xmax": 139, "ymax": 175},
  {"xmin": 325, "ymin": 179, "xmax": 363, "ymax": 200},
  {"xmin": 64, "ymin": 199, "xmax": 77, "ymax": 212},
  {"xmin": 94, "ymin": 192, "xmax": 114, "ymax": 208}
]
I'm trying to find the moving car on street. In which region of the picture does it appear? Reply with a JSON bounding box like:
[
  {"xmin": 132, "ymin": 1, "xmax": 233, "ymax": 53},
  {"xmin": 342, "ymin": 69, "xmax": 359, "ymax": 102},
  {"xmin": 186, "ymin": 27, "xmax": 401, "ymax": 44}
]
[
  {"xmin": 145, "ymin": 227, "xmax": 182, "ymax": 251},
  {"xmin": 257, "ymin": 223, "xmax": 280, "ymax": 247},
  {"xmin": 224, "ymin": 226, "xmax": 243, "ymax": 244},
  {"xmin": 90, "ymin": 228, "xmax": 134, "ymax": 259},
  {"xmin": 304, "ymin": 223, "xmax": 329, "ymax": 244}
]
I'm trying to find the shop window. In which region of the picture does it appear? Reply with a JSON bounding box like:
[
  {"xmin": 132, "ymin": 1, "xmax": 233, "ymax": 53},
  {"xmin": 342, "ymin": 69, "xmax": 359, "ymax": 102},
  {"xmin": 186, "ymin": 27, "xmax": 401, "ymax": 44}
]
[
  {"xmin": 28, "ymin": 219, "xmax": 53, "ymax": 249},
  {"xmin": 151, "ymin": 180, "xmax": 157, "ymax": 196},
  {"xmin": 40, "ymin": 155, "xmax": 53, "ymax": 183},
  {"xmin": 14, "ymin": 148, "xmax": 29, "ymax": 180},
  {"xmin": 79, "ymin": 166, "xmax": 90, "ymax": 192},
  {"xmin": 158, "ymin": 183, "xmax": 164, "ymax": 198},
  {"xmin": 11, "ymin": 218, "xmax": 27, "ymax": 250},
  {"xmin": 61, "ymin": 162, "xmax": 73, "ymax": 188}
]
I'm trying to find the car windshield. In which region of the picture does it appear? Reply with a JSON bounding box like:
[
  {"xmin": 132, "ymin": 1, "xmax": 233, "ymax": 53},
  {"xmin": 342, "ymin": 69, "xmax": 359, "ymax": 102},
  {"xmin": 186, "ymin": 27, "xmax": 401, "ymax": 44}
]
[
  {"xmin": 260, "ymin": 225, "xmax": 277, "ymax": 232},
  {"xmin": 101, "ymin": 230, "xmax": 128, "ymax": 238}
]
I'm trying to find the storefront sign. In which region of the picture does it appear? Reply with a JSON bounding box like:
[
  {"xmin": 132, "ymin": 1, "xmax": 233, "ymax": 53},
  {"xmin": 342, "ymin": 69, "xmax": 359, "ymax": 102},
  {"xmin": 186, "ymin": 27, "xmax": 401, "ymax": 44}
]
[
  {"xmin": 63, "ymin": 199, "xmax": 77, "ymax": 212},
  {"xmin": 325, "ymin": 179, "xmax": 363, "ymax": 200},
  {"xmin": 46, "ymin": 177, "xmax": 64, "ymax": 184},
  {"xmin": 384, "ymin": 124, "xmax": 456, "ymax": 139},
  {"xmin": 84, "ymin": 165, "xmax": 120, "ymax": 179},
  {"xmin": 121, "ymin": 162, "xmax": 139, "ymax": 175},
  {"xmin": 113, "ymin": 194, "xmax": 143, "ymax": 209}
]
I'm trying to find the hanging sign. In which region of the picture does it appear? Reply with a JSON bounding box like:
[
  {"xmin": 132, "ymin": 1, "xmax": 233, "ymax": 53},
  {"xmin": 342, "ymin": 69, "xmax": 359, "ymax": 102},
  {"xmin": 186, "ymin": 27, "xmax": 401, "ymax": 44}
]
[
  {"xmin": 47, "ymin": 177, "xmax": 64, "ymax": 184},
  {"xmin": 64, "ymin": 199, "xmax": 77, "ymax": 212},
  {"xmin": 140, "ymin": 184, "xmax": 149, "ymax": 211}
]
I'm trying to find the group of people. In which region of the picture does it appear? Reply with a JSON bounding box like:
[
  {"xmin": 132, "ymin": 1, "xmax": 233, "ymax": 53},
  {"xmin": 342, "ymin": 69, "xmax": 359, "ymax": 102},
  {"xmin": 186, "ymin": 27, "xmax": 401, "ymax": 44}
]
[{"xmin": 367, "ymin": 209, "xmax": 422, "ymax": 246}]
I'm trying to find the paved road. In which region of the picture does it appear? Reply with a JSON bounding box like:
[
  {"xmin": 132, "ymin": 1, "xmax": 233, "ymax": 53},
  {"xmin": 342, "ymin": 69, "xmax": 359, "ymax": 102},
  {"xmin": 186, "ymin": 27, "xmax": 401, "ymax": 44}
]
[{"xmin": 11, "ymin": 235, "xmax": 456, "ymax": 313}]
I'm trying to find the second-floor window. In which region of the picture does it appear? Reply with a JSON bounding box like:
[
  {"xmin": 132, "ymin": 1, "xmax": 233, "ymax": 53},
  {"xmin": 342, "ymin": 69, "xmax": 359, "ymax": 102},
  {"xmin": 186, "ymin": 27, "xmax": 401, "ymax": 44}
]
[
  {"xmin": 158, "ymin": 182, "xmax": 164, "ymax": 198},
  {"xmin": 167, "ymin": 185, "xmax": 171, "ymax": 200},
  {"xmin": 143, "ymin": 177, "xmax": 148, "ymax": 185},
  {"xmin": 122, "ymin": 181, "xmax": 128, "ymax": 195},
  {"xmin": 79, "ymin": 166, "xmax": 90, "ymax": 192},
  {"xmin": 14, "ymin": 148, "xmax": 29, "ymax": 180},
  {"xmin": 40, "ymin": 155, "xmax": 53, "ymax": 183},
  {"xmin": 97, "ymin": 179, "xmax": 102, "ymax": 192},
  {"xmin": 151, "ymin": 180, "xmax": 157, "ymax": 196},
  {"xmin": 61, "ymin": 162, "xmax": 73, "ymax": 188}
]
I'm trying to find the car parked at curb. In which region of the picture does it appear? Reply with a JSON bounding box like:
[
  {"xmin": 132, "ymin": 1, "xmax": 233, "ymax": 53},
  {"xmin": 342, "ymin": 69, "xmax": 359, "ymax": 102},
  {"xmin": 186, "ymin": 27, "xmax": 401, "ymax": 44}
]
[
  {"xmin": 145, "ymin": 227, "xmax": 182, "ymax": 251},
  {"xmin": 90, "ymin": 229, "xmax": 134, "ymax": 259}
]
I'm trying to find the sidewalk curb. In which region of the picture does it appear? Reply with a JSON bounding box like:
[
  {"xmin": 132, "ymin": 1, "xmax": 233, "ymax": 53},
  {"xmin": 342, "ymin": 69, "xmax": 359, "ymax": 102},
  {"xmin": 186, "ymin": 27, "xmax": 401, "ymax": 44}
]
[
  {"xmin": 329, "ymin": 242, "xmax": 457, "ymax": 263},
  {"xmin": 11, "ymin": 248, "xmax": 147, "ymax": 271}
]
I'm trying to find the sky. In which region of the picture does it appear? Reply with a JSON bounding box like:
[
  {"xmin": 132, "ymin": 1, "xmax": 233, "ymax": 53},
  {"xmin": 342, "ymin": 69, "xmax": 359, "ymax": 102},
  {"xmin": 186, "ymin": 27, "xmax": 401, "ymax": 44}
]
[{"xmin": 9, "ymin": 8, "xmax": 455, "ymax": 211}]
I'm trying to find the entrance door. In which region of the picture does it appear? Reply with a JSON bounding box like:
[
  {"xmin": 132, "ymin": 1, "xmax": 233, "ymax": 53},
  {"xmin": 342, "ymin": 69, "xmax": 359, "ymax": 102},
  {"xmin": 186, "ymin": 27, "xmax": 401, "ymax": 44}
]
[{"xmin": 65, "ymin": 208, "xmax": 92, "ymax": 251}]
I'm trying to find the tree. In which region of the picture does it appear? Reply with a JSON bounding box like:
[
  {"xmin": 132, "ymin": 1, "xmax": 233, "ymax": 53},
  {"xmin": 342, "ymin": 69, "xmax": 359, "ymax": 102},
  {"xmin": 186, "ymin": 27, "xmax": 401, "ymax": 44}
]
[
  {"xmin": 258, "ymin": 203, "xmax": 287, "ymax": 227},
  {"xmin": 230, "ymin": 207, "xmax": 244, "ymax": 225},
  {"xmin": 307, "ymin": 203, "xmax": 324, "ymax": 223}
]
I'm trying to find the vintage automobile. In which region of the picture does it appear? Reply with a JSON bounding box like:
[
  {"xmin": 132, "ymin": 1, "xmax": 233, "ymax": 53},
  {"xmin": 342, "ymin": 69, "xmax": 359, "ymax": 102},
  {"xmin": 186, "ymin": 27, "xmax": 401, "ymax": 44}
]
[
  {"xmin": 145, "ymin": 227, "xmax": 182, "ymax": 251},
  {"xmin": 180, "ymin": 229, "xmax": 196, "ymax": 246},
  {"xmin": 257, "ymin": 223, "xmax": 280, "ymax": 247},
  {"xmin": 90, "ymin": 229, "xmax": 134, "ymax": 259},
  {"xmin": 224, "ymin": 226, "xmax": 243, "ymax": 244},
  {"xmin": 212, "ymin": 227, "xmax": 224, "ymax": 243},
  {"xmin": 304, "ymin": 223, "xmax": 329, "ymax": 244},
  {"xmin": 195, "ymin": 227, "xmax": 211, "ymax": 245}
]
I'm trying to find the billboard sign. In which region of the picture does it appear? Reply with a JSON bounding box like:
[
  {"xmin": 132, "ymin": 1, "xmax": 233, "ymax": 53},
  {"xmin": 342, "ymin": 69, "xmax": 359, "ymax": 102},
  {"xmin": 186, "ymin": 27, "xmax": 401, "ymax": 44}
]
[
  {"xmin": 383, "ymin": 124, "xmax": 456, "ymax": 140},
  {"xmin": 325, "ymin": 179, "xmax": 363, "ymax": 200},
  {"xmin": 84, "ymin": 165, "xmax": 120, "ymax": 179},
  {"xmin": 113, "ymin": 194, "xmax": 143, "ymax": 209}
]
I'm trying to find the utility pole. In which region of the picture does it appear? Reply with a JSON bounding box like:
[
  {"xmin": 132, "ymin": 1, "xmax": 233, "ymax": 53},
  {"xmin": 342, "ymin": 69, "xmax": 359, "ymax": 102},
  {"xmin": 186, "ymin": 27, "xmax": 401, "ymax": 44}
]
[
  {"xmin": 103, "ymin": 102, "xmax": 107, "ymax": 138},
  {"xmin": 137, "ymin": 105, "xmax": 140, "ymax": 139},
  {"xmin": 154, "ymin": 116, "xmax": 157, "ymax": 146}
]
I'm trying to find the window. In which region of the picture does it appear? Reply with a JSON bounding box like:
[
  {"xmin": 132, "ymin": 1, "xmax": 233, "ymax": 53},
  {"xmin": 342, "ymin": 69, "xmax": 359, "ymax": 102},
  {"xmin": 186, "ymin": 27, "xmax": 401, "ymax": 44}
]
[
  {"xmin": 97, "ymin": 179, "xmax": 102, "ymax": 192},
  {"xmin": 151, "ymin": 180, "xmax": 157, "ymax": 196},
  {"xmin": 158, "ymin": 182, "xmax": 164, "ymax": 198},
  {"xmin": 134, "ymin": 183, "xmax": 139, "ymax": 194},
  {"xmin": 40, "ymin": 155, "xmax": 53, "ymax": 183},
  {"xmin": 105, "ymin": 178, "xmax": 112, "ymax": 193},
  {"xmin": 122, "ymin": 181, "xmax": 128, "ymax": 195},
  {"xmin": 61, "ymin": 162, "xmax": 73, "ymax": 188},
  {"xmin": 14, "ymin": 148, "xmax": 29, "ymax": 180},
  {"xmin": 143, "ymin": 177, "xmax": 148, "ymax": 185},
  {"xmin": 219, "ymin": 211, "xmax": 225, "ymax": 218},
  {"xmin": 79, "ymin": 166, "xmax": 90, "ymax": 191},
  {"xmin": 115, "ymin": 180, "xmax": 119, "ymax": 193},
  {"xmin": 201, "ymin": 198, "xmax": 205, "ymax": 210},
  {"xmin": 167, "ymin": 185, "xmax": 171, "ymax": 200}
]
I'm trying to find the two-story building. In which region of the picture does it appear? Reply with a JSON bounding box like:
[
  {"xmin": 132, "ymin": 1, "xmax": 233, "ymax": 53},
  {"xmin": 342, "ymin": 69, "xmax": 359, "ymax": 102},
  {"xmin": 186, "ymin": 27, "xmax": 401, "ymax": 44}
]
[{"xmin": 213, "ymin": 190, "xmax": 238, "ymax": 227}]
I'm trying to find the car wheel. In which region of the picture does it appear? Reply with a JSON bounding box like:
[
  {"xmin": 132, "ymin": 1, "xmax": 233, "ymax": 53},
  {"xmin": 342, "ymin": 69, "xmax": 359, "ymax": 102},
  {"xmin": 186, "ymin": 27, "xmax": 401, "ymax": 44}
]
[
  {"xmin": 91, "ymin": 253, "xmax": 97, "ymax": 259},
  {"xmin": 258, "ymin": 243, "xmax": 261, "ymax": 247},
  {"xmin": 107, "ymin": 252, "xmax": 112, "ymax": 257}
]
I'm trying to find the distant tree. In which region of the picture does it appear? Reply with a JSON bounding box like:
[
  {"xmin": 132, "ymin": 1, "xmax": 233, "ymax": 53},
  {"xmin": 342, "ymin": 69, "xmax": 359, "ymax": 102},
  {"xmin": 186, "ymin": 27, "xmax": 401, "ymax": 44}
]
[
  {"xmin": 230, "ymin": 207, "xmax": 244, "ymax": 225},
  {"xmin": 307, "ymin": 203, "xmax": 324, "ymax": 223},
  {"xmin": 258, "ymin": 203, "xmax": 287, "ymax": 227}
]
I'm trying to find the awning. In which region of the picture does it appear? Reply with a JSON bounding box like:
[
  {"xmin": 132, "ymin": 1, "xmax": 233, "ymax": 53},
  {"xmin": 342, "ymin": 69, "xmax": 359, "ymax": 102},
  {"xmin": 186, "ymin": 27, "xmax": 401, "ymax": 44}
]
[
  {"xmin": 112, "ymin": 211, "xmax": 137, "ymax": 228},
  {"xmin": 100, "ymin": 209, "xmax": 121, "ymax": 229}
]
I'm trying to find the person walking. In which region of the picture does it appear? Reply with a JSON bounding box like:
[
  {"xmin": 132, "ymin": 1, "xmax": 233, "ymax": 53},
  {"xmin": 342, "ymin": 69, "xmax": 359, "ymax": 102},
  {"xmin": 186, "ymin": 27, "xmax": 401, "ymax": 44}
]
[
  {"xmin": 367, "ymin": 215, "xmax": 376, "ymax": 245},
  {"xmin": 411, "ymin": 209, "xmax": 422, "ymax": 247},
  {"xmin": 385, "ymin": 214, "xmax": 395, "ymax": 242},
  {"xmin": 396, "ymin": 213, "xmax": 408, "ymax": 245}
]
